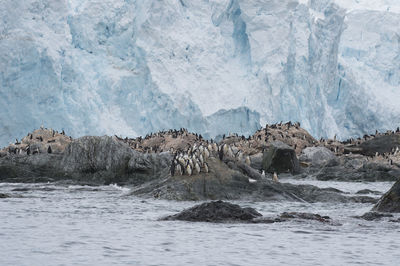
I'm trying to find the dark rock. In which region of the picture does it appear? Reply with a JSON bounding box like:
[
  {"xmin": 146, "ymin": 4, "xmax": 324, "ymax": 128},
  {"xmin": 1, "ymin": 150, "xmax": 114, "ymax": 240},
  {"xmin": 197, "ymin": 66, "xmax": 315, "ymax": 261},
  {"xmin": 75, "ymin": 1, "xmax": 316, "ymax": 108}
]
[
  {"xmin": 0, "ymin": 136, "xmax": 171, "ymax": 185},
  {"xmin": 252, "ymin": 212, "xmax": 335, "ymax": 224},
  {"xmin": 133, "ymin": 158, "xmax": 375, "ymax": 203},
  {"xmin": 0, "ymin": 193, "xmax": 10, "ymax": 198},
  {"xmin": 305, "ymin": 155, "xmax": 400, "ymax": 182},
  {"xmin": 356, "ymin": 189, "xmax": 382, "ymax": 195},
  {"xmin": 357, "ymin": 212, "xmax": 393, "ymax": 221},
  {"xmin": 350, "ymin": 196, "xmax": 379, "ymax": 204},
  {"xmin": 249, "ymin": 153, "xmax": 263, "ymax": 170},
  {"xmin": 278, "ymin": 212, "xmax": 331, "ymax": 222},
  {"xmin": 161, "ymin": 200, "xmax": 262, "ymax": 222},
  {"xmin": 262, "ymin": 141, "xmax": 300, "ymax": 174},
  {"xmin": 372, "ymin": 179, "xmax": 400, "ymax": 213},
  {"xmin": 354, "ymin": 134, "xmax": 400, "ymax": 157},
  {"xmin": 11, "ymin": 187, "xmax": 31, "ymax": 192}
]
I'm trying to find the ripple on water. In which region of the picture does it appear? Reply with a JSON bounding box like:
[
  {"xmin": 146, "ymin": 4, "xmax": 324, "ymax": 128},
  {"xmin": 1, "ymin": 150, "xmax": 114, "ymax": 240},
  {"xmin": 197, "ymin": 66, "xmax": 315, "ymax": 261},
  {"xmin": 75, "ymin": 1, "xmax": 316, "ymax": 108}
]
[{"xmin": 0, "ymin": 181, "xmax": 399, "ymax": 266}]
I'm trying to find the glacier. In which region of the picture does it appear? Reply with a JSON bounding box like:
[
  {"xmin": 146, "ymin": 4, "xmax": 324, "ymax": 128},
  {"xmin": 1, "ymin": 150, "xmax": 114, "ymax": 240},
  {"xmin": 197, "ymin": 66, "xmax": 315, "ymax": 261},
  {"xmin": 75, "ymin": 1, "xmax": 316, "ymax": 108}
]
[{"xmin": 0, "ymin": 0, "xmax": 399, "ymax": 147}]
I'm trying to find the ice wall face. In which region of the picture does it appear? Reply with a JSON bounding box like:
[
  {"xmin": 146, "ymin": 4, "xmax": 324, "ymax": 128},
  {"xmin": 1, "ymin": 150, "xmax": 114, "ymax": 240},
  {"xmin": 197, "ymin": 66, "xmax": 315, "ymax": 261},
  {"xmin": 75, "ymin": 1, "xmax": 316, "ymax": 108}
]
[{"xmin": 0, "ymin": 0, "xmax": 399, "ymax": 147}]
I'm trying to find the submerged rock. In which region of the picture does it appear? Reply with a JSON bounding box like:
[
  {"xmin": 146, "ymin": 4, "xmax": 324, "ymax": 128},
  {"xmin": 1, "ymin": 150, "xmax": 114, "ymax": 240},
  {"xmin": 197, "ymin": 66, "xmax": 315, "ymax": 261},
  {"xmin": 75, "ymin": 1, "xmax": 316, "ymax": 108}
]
[
  {"xmin": 356, "ymin": 189, "xmax": 382, "ymax": 195},
  {"xmin": 162, "ymin": 201, "xmax": 336, "ymax": 225},
  {"xmin": 161, "ymin": 200, "xmax": 262, "ymax": 222},
  {"xmin": 0, "ymin": 193, "xmax": 10, "ymax": 198},
  {"xmin": 372, "ymin": 180, "xmax": 400, "ymax": 213},
  {"xmin": 262, "ymin": 141, "xmax": 300, "ymax": 174},
  {"xmin": 356, "ymin": 212, "xmax": 393, "ymax": 221}
]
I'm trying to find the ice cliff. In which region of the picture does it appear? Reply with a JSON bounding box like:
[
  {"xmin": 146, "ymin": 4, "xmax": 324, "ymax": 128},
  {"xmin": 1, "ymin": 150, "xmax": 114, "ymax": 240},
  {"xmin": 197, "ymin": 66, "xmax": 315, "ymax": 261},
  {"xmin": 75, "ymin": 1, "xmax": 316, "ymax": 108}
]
[{"xmin": 0, "ymin": 0, "xmax": 399, "ymax": 146}]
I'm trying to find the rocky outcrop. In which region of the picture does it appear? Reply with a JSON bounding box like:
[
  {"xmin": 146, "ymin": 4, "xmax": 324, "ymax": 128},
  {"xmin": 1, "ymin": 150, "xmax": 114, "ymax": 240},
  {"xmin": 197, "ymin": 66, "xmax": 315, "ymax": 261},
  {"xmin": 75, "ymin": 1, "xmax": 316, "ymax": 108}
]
[
  {"xmin": 348, "ymin": 134, "xmax": 400, "ymax": 157},
  {"xmin": 161, "ymin": 200, "xmax": 262, "ymax": 222},
  {"xmin": 262, "ymin": 141, "xmax": 300, "ymax": 174},
  {"xmin": 372, "ymin": 180, "xmax": 400, "ymax": 213},
  {"xmin": 300, "ymin": 154, "xmax": 400, "ymax": 182},
  {"xmin": 356, "ymin": 212, "xmax": 393, "ymax": 221},
  {"xmin": 0, "ymin": 136, "xmax": 171, "ymax": 185},
  {"xmin": 299, "ymin": 147, "xmax": 337, "ymax": 166},
  {"xmin": 162, "ymin": 201, "xmax": 335, "ymax": 224},
  {"xmin": 132, "ymin": 156, "xmax": 377, "ymax": 203}
]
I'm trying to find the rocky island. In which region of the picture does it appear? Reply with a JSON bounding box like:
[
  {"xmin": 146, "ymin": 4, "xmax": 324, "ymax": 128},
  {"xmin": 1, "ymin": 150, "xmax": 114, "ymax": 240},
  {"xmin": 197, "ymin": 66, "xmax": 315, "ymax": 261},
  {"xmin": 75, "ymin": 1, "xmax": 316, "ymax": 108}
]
[{"xmin": 1, "ymin": 123, "xmax": 400, "ymax": 212}]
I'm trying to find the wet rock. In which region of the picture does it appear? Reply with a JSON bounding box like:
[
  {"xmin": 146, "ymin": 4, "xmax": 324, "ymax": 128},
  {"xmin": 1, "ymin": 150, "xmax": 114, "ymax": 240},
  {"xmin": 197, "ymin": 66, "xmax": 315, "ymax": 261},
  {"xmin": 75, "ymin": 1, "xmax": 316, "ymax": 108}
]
[
  {"xmin": 262, "ymin": 141, "xmax": 300, "ymax": 174},
  {"xmin": 11, "ymin": 187, "xmax": 31, "ymax": 192},
  {"xmin": 357, "ymin": 212, "xmax": 393, "ymax": 221},
  {"xmin": 305, "ymin": 155, "xmax": 400, "ymax": 182},
  {"xmin": 354, "ymin": 134, "xmax": 400, "ymax": 157},
  {"xmin": 161, "ymin": 200, "xmax": 262, "ymax": 222},
  {"xmin": 133, "ymin": 158, "xmax": 375, "ymax": 203},
  {"xmin": 299, "ymin": 147, "xmax": 337, "ymax": 166},
  {"xmin": 0, "ymin": 193, "xmax": 10, "ymax": 198},
  {"xmin": 356, "ymin": 189, "xmax": 382, "ymax": 195},
  {"xmin": 0, "ymin": 136, "xmax": 171, "ymax": 185},
  {"xmin": 372, "ymin": 179, "xmax": 400, "ymax": 213},
  {"xmin": 278, "ymin": 212, "xmax": 331, "ymax": 222}
]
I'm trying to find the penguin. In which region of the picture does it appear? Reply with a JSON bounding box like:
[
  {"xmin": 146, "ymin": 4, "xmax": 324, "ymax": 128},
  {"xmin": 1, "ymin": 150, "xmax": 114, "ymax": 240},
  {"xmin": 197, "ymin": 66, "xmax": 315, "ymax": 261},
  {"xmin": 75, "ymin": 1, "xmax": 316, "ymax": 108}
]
[
  {"xmin": 273, "ymin": 172, "xmax": 279, "ymax": 182},
  {"xmin": 199, "ymin": 154, "xmax": 204, "ymax": 165},
  {"xmin": 26, "ymin": 146, "xmax": 31, "ymax": 156},
  {"xmin": 30, "ymin": 134, "xmax": 33, "ymax": 140},
  {"xmin": 170, "ymin": 160, "xmax": 176, "ymax": 176},
  {"xmin": 194, "ymin": 162, "xmax": 201, "ymax": 174},
  {"xmin": 176, "ymin": 163, "xmax": 182, "ymax": 176},
  {"xmin": 245, "ymin": 155, "xmax": 251, "ymax": 166},
  {"xmin": 261, "ymin": 170, "xmax": 266, "ymax": 178},
  {"xmin": 218, "ymin": 147, "xmax": 224, "ymax": 161},
  {"xmin": 47, "ymin": 146, "xmax": 52, "ymax": 154},
  {"xmin": 237, "ymin": 151, "xmax": 243, "ymax": 162},
  {"xmin": 186, "ymin": 163, "xmax": 192, "ymax": 176},
  {"xmin": 203, "ymin": 148, "xmax": 210, "ymax": 160},
  {"xmin": 203, "ymin": 162, "xmax": 209, "ymax": 173},
  {"xmin": 248, "ymin": 178, "xmax": 257, "ymax": 183},
  {"xmin": 39, "ymin": 136, "xmax": 43, "ymax": 142}
]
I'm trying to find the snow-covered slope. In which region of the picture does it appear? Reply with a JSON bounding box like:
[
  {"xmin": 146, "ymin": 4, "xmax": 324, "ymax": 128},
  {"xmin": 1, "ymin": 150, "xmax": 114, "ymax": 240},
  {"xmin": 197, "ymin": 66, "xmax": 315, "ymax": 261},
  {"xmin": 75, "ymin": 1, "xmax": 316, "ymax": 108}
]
[{"xmin": 0, "ymin": 0, "xmax": 399, "ymax": 147}]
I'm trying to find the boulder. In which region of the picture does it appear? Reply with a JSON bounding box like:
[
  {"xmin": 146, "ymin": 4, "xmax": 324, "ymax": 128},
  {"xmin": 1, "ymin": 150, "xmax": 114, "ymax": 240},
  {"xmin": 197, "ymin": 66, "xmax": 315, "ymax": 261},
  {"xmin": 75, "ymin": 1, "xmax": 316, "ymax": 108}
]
[
  {"xmin": 0, "ymin": 136, "xmax": 171, "ymax": 185},
  {"xmin": 299, "ymin": 147, "xmax": 336, "ymax": 166},
  {"xmin": 372, "ymin": 180, "xmax": 400, "ymax": 213},
  {"xmin": 262, "ymin": 141, "xmax": 300, "ymax": 174},
  {"xmin": 161, "ymin": 200, "xmax": 262, "ymax": 222},
  {"xmin": 304, "ymin": 154, "xmax": 400, "ymax": 182},
  {"xmin": 353, "ymin": 134, "xmax": 400, "ymax": 157}
]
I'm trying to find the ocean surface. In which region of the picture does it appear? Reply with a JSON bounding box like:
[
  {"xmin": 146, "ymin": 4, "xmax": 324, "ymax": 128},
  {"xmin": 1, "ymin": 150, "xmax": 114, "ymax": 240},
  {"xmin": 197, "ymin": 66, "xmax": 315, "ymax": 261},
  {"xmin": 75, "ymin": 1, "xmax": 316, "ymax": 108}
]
[{"xmin": 1, "ymin": 180, "xmax": 399, "ymax": 266}]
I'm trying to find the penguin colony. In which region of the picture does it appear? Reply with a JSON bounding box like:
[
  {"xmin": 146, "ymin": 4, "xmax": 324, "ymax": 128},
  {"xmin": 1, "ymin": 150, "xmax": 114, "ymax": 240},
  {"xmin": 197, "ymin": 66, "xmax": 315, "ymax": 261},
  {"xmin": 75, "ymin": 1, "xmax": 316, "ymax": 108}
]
[
  {"xmin": 117, "ymin": 128, "xmax": 254, "ymax": 177},
  {"xmin": 2, "ymin": 123, "xmax": 400, "ymax": 172},
  {"xmin": 112, "ymin": 123, "xmax": 400, "ymax": 176},
  {"xmin": 0, "ymin": 127, "xmax": 72, "ymax": 157}
]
